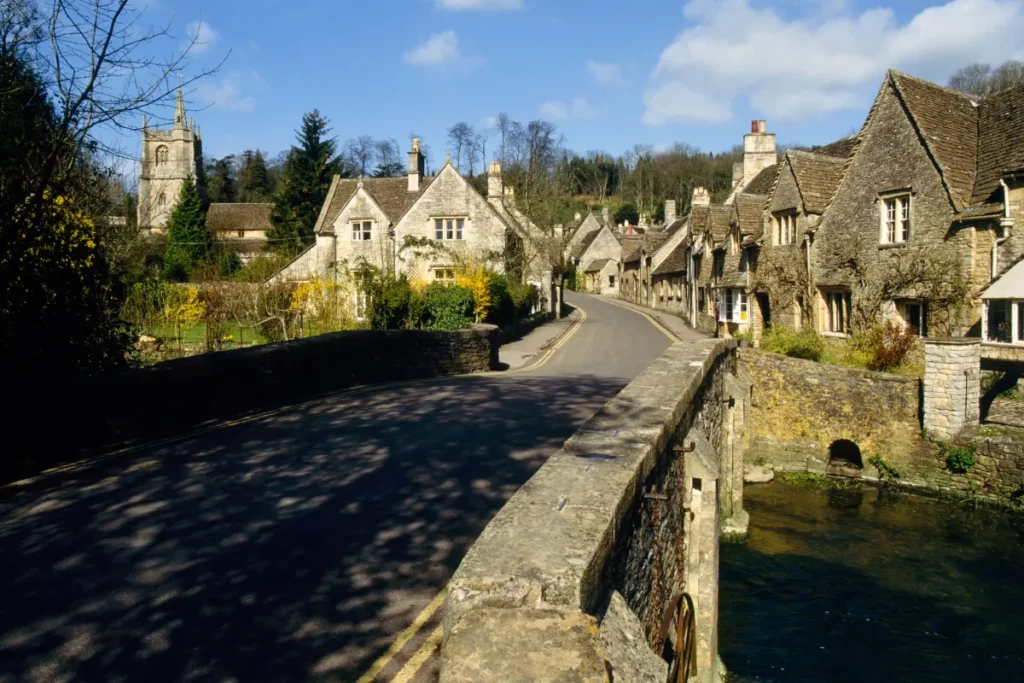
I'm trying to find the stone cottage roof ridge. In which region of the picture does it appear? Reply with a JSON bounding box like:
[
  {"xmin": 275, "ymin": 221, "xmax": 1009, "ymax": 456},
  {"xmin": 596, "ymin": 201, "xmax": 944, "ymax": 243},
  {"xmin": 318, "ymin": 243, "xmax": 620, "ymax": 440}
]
[
  {"xmin": 206, "ymin": 202, "xmax": 274, "ymax": 232},
  {"xmin": 316, "ymin": 175, "xmax": 436, "ymax": 234},
  {"xmin": 785, "ymin": 150, "xmax": 849, "ymax": 215},
  {"xmin": 974, "ymin": 82, "xmax": 1024, "ymax": 206}
]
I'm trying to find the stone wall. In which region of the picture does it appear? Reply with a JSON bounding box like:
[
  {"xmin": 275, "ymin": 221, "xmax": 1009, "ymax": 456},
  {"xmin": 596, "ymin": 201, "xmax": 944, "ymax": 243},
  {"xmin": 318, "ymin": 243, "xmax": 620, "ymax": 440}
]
[
  {"xmin": 10, "ymin": 326, "xmax": 499, "ymax": 483},
  {"xmin": 741, "ymin": 349, "xmax": 924, "ymax": 472},
  {"xmin": 923, "ymin": 338, "xmax": 980, "ymax": 439},
  {"xmin": 440, "ymin": 339, "xmax": 745, "ymax": 683}
]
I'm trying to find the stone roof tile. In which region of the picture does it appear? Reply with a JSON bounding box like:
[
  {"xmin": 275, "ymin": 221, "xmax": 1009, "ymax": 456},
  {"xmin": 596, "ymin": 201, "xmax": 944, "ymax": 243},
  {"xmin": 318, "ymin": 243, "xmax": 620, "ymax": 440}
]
[
  {"xmin": 653, "ymin": 242, "xmax": 688, "ymax": 276},
  {"xmin": 206, "ymin": 203, "xmax": 273, "ymax": 232},
  {"xmin": 974, "ymin": 83, "xmax": 1024, "ymax": 206},
  {"xmin": 786, "ymin": 151, "xmax": 848, "ymax": 214},
  {"xmin": 320, "ymin": 176, "xmax": 435, "ymax": 231}
]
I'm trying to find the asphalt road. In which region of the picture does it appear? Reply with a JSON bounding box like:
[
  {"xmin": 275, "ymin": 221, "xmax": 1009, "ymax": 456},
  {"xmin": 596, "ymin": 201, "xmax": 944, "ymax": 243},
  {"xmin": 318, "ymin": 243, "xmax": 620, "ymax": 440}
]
[{"xmin": 0, "ymin": 292, "xmax": 672, "ymax": 683}]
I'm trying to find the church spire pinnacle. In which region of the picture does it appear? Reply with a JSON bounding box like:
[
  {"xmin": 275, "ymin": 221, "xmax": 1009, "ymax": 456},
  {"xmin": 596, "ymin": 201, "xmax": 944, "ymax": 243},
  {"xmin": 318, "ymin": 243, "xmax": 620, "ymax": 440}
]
[{"xmin": 173, "ymin": 87, "xmax": 186, "ymax": 128}]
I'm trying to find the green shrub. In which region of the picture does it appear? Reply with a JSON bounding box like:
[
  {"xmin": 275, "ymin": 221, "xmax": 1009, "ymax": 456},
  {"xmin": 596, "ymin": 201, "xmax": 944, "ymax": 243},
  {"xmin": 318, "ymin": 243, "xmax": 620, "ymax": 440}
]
[
  {"xmin": 218, "ymin": 251, "xmax": 243, "ymax": 278},
  {"xmin": 484, "ymin": 271, "xmax": 516, "ymax": 327},
  {"xmin": 761, "ymin": 326, "xmax": 826, "ymax": 361},
  {"xmin": 944, "ymin": 444, "xmax": 977, "ymax": 474},
  {"xmin": 423, "ymin": 283, "xmax": 474, "ymax": 330},
  {"xmin": 367, "ymin": 274, "xmax": 413, "ymax": 330},
  {"xmin": 508, "ymin": 281, "xmax": 540, "ymax": 318}
]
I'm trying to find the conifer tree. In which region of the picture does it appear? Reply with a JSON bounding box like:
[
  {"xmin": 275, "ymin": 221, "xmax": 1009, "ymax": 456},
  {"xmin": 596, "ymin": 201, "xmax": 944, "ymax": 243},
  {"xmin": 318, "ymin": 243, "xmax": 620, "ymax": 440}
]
[
  {"xmin": 238, "ymin": 150, "xmax": 271, "ymax": 202},
  {"xmin": 268, "ymin": 110, "xmax": 340, "ymax": 252},
  {"xmin": 163, "ymin": 175, "xmax": 210, "ymax": 281}
]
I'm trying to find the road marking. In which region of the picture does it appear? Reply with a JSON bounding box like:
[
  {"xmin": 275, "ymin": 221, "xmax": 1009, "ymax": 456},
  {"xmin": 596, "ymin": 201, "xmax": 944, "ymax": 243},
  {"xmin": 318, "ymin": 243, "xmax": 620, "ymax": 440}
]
[
  {"xmin": 356, "ymin": 590, "xmax": 447, "ymax": 683},
  {"xmin": 600, "ymin": 297, "xmax": 681, "ymax": 343},
  {"xmin": 391, "ymin": 624, "xmax": 443, "ymax": 683},
  {"xmin": 4, "ymin": 308, "xmax": 591, "ymax": 491}
]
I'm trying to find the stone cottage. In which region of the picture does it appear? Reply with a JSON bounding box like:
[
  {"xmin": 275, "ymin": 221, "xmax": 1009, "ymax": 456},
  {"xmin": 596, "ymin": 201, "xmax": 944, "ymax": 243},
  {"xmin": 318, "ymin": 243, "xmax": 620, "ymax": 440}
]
[
  {"xmin": 274, "ymin": 140, "xmax": 555, "ymax": 311},
  {"xmin": 206, "ymin": 203, "xmax": 274, "ymax": 263}
]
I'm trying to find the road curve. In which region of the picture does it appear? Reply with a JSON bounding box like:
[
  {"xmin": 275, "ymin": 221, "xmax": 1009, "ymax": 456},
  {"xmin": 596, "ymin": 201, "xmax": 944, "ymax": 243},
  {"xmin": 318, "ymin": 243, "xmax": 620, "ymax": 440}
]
[{"xmin": 0, "ymin": 292, "xmax": 671, "ymax": 683}]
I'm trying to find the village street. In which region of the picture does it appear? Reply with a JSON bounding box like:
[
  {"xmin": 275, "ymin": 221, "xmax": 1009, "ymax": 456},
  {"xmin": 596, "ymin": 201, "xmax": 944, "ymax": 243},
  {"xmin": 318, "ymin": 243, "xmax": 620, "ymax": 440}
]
[{"xmin": 0, "ymin": 292, "xmax": 687, "ymax": 683}]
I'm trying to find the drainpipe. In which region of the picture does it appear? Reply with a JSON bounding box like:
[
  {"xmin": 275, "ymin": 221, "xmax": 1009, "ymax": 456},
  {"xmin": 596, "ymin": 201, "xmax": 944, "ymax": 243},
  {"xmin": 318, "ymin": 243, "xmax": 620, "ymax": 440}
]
[{"xmin": 992, "ymin": 179, "xmax": 1014, "ymax": 280}]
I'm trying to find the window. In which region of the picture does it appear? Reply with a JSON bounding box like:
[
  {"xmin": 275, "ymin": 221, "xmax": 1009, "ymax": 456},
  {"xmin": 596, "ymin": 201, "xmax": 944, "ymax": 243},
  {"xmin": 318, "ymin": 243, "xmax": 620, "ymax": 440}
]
[
  {"xmin": 713, "ymin": 253, "xmax": 725, "ymax": 278},
  {"xmin": 155, "ymin": 145, "xmax": 169, "ymax": 165},
  {"xmin": 983, "ymin": 299, "xmax": 1024, "ymax": 344},
  {"xmin": 821, "ymin": 289, "xmax": 852, "ymax": 335},
  {"xmin": 352, "ymin": 220, "xmax": 373, "ymax": 241},
  {"xmin": 717, "ymin": 288, "xmax": 749, "ymax": 323},
  {"xmin": 236, "ymin": 229, "xmax": 245, "ymax": 238},
  {"xmin": 609, "ymin": 275, "xmax": 616, "ymax": 287},
  {"xmin": 157, "ymin": 192, "xmax": 167, "ymax": 208},
  {"xmin": 774, "ymin": 212, "xmax": 798, "ymax": 245},
  {"xmin": 698, "ymin": 287, "xmax": 706, "ymax": 313},
  {"xmin": 896, "ymin": 299, "xmax": 928, "ymax": 337},
  {"xmin": 881, "ymin": 194, "xmax": 910, "ymax": 244},
  {"xmin": 434, "ymin": 218, "xmax": 465, "ymax": 241},
  {"xmin": 434, "ymin": 268, "xmax": 456, "ymax": 285}
]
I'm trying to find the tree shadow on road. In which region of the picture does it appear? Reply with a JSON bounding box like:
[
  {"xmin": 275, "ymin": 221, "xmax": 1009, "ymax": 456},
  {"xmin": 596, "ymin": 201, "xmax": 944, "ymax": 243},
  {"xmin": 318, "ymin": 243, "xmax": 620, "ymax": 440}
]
[{"xmin": 0, "ymin": 372, "xmax": 626, "ymax": 682}]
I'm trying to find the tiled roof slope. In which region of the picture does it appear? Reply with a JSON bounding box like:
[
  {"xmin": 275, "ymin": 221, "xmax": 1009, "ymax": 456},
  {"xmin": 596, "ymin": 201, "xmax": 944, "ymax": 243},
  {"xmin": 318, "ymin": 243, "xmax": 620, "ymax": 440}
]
[
  {"xmin": 787, "ymin": 151, "xmax": 848, "ymax": 214},
  {"xmin": 573, "ymin": 229, "xmax": 602, "ymax": 259},
  {"xmin": 621, "ymin": 237, "xmax": 644, "ymax": 264},
  {"xmin": 974, "ymin": 83, "xmax": 1024, "ymax": 205},
  {"xmin": 889, "ymin": 71, "xmax": 979, "ymax": 211},
  {"xmin": 734, "ymin": 194, "xmax": 767, "ymax": 238},
  {"xmin": 709, "ymin": 205, "xmax": 735, "ymax": 243},
  {"xmin": 321, "ymin": 176, "xmax": 435, "ymax": 231},
  {"xmin": 207, "ymin": 203, "xmax": 273, "ymax": 232},
  {"xmin": 583, "ymin": 258, "xmax": 612, "ymax": 273},
  {"xmin": 653, "ymin": 242, "xmax": 688, "ymax": 275},
  {"xmin": 743, "ymin": 163, "xmax": 781, "ymax": 195},
  {"xmin": 811, "ymin": 136, "xmax": 857, "ymax": 159}
]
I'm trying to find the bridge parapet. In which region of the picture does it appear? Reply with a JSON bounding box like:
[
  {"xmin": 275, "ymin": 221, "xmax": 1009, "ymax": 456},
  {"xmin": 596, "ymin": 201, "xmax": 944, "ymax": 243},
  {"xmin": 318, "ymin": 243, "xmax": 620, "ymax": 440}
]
[{"xmin": 440, "ymin": 338, "xmax": 747, "ymax": 683}]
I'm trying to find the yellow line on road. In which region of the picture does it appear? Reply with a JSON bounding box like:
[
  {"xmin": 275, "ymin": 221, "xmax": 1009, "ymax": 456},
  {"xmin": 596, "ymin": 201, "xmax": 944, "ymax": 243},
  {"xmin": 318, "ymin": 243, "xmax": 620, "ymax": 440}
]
[
  {"xmin": 600, "ymin": 296, "xmax": 681, "ymax": 343},
  {"xmin": 506, "ymin": 303, "xmax": 588, "ymax": 374},
  {"xmin": 356, "ymin": 590, "xmax": 447, "ymax": 683},
  {"xmin": 391, "ymin": 624, "xmax": 443, "ymax": 683}
]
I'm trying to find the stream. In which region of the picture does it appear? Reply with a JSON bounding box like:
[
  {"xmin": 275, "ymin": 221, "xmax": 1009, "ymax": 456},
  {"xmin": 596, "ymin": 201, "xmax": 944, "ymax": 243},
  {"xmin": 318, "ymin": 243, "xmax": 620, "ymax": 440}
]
[{"xmin": 720, "ymin": 480, "xmax": 1024, "ymax": 682}]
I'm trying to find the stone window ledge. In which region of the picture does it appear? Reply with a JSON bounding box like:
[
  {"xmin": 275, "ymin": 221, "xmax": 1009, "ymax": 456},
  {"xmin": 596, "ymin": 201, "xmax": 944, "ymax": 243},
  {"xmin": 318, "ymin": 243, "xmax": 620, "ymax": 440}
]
[
  {"xmin": 878, "ymin": 242, "xmax": 908, "ymax": 251},
  {"xmin": 822, "ymin": 331, "xmax": 851, "ymax": 339}
]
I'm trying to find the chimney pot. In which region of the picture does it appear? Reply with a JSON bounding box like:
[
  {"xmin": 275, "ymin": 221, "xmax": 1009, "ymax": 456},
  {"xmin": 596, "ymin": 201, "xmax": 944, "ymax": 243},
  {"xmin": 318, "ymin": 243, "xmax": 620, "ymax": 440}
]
[
  {"xmin": 751, "ymin": 120, "xmax": 758, "ymax": 133},
  {"xmin": 759, "ymin": 119, "xmax": 766, "ymax": 133}
]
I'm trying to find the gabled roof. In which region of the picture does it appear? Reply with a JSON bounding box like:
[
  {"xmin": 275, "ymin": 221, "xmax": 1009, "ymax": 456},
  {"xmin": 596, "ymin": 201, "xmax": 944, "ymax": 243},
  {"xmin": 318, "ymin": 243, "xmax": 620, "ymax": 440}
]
[
  {"xmin": 709, "ymin": 205, "xmax": 734, "ymax": 243},
  {"xmin": 621, "ymin": 237, "xmax": 644, "ymax": 264},
  {"xmin": 974, "ymin": 83, "xmax": 1024, "ymax": 206},
  {"xmin": 734, "ymin": 194, "xmax": 767, "ymax": 237},
  {"xmin": 889, "ymin": 70, "xmax": 979, "ymax": 212},
  {"xmin": 810, "ymin": 136, "xmax": 857, "ymax": 160},
  {"xmin": 573, "ymin": 229, "xmax": 602, "ymax": 259},
  {"xmin": 744, "ymin": 163, "xmax": 782, "ymax": 195},
  {"xmin": 583, "ymin": 258, "xmax": 613, "ymax": 273},
  {"xmin": 317, "ymin": 176, "xmax": 435, "ymax": 233},
  {"xmin": 663, "ymin": 217, "xmax": 687, "ymax": 237},
  {"xmin": 653, "ymin": 241, "xmax": 688, "ymax": 276},
  {"xmin": 206, "ymin": 203, "xmax": 273, "ymax": 232},
  {"xmin": 786, "ymin": 151, "xmax": 848, "ymax": 214}
]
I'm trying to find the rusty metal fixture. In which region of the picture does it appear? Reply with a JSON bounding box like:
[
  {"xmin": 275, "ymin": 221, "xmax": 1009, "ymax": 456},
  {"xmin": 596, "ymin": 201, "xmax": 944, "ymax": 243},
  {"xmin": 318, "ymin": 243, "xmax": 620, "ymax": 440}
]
[{"xmin": 657, "ymin": 590, "xmax": 696, "ymax": 683}]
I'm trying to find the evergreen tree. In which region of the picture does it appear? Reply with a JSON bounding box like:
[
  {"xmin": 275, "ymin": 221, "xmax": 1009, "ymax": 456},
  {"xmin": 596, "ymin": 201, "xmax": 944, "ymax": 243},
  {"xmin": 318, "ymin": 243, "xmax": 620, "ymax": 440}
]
[
  {"xmin": 163, "ymin": 175, "xmax": 210, "ymax": 281},
  {"xmin": 238, "ymin": 150, "xmax": 271, "ymax": 202},
  {"xmin": 205, "ymin": 155, "xmax": 236, "ymax": 203},
  {"xmin": 268, "ymin": 110, "xmax": 340, "ymax": 252}
]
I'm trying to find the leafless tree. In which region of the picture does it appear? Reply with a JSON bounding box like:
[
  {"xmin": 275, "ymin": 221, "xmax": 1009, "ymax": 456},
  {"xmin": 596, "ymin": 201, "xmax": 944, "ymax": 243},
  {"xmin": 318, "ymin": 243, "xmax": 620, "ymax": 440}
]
[
  {"xmin": 447, "ymin": 121, "xmax": 474, "ymax": 171},
  {"xmin": 345, "ymin": 135, "xmax": 375, "ymax": 177},
  {"xmin": 375, "ymin": 138, "xmax": 400, "ymax": 168},
  {"xmin": 949, "ymin": 60, "xmax": 1024, "ymax": 97}
]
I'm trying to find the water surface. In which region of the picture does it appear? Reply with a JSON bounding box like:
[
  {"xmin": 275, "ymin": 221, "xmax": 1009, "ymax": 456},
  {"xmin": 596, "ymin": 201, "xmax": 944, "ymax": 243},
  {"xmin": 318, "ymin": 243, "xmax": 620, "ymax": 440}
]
[{"xmin": 720, "ymin": 480, "xmax": 1024, "ymax": 682}]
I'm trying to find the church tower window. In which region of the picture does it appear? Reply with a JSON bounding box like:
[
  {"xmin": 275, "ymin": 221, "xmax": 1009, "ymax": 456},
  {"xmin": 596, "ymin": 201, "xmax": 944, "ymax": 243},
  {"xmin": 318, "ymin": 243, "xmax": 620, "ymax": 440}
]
[
  {"xmin": 156, "ymin": 146, "xmax": 169, "ymax": 165},
  {"xmin": 158, "ymin": 192, "xmax": 166, "ymax": 208}
]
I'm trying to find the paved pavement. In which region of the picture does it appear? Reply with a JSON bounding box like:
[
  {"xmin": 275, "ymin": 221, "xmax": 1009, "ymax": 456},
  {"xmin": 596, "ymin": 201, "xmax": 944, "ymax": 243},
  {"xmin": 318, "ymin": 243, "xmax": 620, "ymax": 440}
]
[
  {"xmin": 0, "ymin": 292, "xmax": 674, "ymax": 683},
  {"xmin": 596, "ymin": 296, "xmax": 709, "ymax": 343}
]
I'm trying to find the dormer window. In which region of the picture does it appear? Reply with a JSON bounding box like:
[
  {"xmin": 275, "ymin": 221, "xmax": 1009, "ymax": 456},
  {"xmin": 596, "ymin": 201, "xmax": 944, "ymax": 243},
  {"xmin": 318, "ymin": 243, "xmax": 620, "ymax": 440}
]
[
  {"xmin": 881, "ymin": 193, "xmax": 910, "ymax": 244},
  {"xmin": 155, "ymin": 145, "xmax": 169, "ymax": 165},
  {"xmin": 351, "ymin": 220, "xmax": 372, "ymax": 241},
  {"xmin": 773, "ymin": 211, "xmax": 797, "ymax": 245}
]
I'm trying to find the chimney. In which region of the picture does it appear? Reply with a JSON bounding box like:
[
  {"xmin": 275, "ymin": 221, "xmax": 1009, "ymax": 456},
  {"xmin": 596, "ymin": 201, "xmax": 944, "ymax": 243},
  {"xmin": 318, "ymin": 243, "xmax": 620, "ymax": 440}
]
[
  {"xmin": 487, "ymin": 161, "xmax": 503, "ymax": 200},
  {"xmin": 408, "ymin": 138, "xmax": 425, "ymax": 192},
  {"xmin": 602, "ymin": 206, "xmax": 610, "ymax": 225},
  {"xmin": 665, "ymin": 200, "xmax": 677, "ymax": 225},
  {"xmin": 732, "ymin": 162, "xmax": 743, "ymax": 189},
  {"xmin": 692, "ymin": 186, "xmax": 711, "ymax": 208},
  {"xmin": 575, "ymin": 212, "xmax": 582, "ymax": 221},
  {"xmin": 742, "ymin": 119, "xmax": 777, "ymax": 187}
]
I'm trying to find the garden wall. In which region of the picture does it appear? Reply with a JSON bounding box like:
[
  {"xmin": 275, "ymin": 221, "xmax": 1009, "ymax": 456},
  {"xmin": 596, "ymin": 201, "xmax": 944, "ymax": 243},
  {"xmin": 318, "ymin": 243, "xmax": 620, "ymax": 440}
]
[{"xmin": 8, "ymin": 325, "xmax": 499, "ymax": 483}]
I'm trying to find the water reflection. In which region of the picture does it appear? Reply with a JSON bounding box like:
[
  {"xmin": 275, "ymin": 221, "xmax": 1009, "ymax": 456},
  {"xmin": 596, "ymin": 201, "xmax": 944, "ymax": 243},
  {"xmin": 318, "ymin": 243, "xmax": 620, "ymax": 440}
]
[{"xmin": 720, "ymin": 481, "xmax": 1024, "ymax": 683}]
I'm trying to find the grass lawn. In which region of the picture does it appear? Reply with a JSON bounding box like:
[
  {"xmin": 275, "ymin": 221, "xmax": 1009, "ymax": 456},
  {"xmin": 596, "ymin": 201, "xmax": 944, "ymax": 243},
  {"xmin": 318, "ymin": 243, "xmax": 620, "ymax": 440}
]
[{"xmin": 151, "ymin": 321, "xmax": 264, "ymax": 346}]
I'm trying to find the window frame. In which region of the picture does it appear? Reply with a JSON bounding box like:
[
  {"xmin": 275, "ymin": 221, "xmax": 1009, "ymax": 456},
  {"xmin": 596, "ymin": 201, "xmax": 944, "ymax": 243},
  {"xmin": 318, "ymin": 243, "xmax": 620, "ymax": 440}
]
[
  {"xmin": 351, "ymin": 220, "xmax": 373, "ymax": 241},
  {"xmin": 773, "ymin": 211, "xmax": 798, "ymax": 246},
  {"xmin": 895, "ymin": 299, "xmax": 928, "ymax": 337},
  {"xmin": 155, "ymin": 145, "xmax": 169, "ymax": 165},
  {"xmin": 820, "ymin": 288, "xmax": 852, "ymax": 336},
  {"xmin": 716, "ymin": 288, "xmax": 749, "ymax": 324},
  {"xmin": 433, "ymin": 268, "xmax": 457, "ymax": 286},
  {"xmin": 879, "ymin": 193, "xmax": 911, "ymax": 245},
  {"xmin": 434, "ymin": 217, "xmax": 466, "ymax": 241}
]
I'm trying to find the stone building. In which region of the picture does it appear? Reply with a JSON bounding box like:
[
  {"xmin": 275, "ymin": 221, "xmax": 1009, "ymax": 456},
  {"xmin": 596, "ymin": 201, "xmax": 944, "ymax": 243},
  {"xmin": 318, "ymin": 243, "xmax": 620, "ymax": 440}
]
[
  {"xmin": 573, "ymin": 224, "xmax": 622, "ymax": 295},
  {"xmin": 274, "ymin": 141, "xmax": 555, "ymax": 310},
  {"xmin": 138, "ymin": 89, "xmax": 202, "ymax": 233},
  {"xmin": 205, "ymin": 203, "xmax": 274, "ymax": 263}
]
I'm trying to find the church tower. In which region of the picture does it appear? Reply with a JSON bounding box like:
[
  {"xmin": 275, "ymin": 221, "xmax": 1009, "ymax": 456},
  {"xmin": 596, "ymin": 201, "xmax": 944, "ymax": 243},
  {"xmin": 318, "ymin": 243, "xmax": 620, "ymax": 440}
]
[{"xmin": 138, "ymin": 88, "xmax": 203, "ymax": 233}]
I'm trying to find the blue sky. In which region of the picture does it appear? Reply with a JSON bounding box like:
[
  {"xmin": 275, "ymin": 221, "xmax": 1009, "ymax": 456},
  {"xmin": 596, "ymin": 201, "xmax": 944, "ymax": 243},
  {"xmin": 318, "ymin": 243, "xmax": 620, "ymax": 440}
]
[{"xmin": 131, "ymin": 0, "xmax": 1024, "ymax": 167}]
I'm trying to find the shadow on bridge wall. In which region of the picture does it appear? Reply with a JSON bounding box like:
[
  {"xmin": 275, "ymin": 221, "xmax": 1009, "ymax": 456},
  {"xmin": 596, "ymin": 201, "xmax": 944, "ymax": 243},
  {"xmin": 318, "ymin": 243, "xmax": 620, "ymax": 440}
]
[{"xmin": 0, "ymin": 372, "xmax": 626, "ymax": 683}]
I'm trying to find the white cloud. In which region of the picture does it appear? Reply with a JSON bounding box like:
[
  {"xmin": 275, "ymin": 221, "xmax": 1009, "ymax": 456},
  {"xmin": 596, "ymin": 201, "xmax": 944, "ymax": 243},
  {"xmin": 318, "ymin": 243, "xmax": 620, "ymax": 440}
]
[
  {"xmin": 587, "ymin": 60, "xmax": 629, "ymax": 87},
  {"xmin": 480, "ymin": 115, "xmax": 499, "ymax": 129},
  {"xmin": 185, "ymin": 20, "xmax": 217, "ymax": 54},
  {"xmin": 436, "ymin": 0, "xmax": 521, "ymax": 10},
  {"xmin": 404, "ymin": 31, "xmax": 462, "ymax": 67},
  {"xmin": 643, "ymin": 0, "xmax": 1024, "ymax": 125},
  {"xmin": 540, "ymin": 97, "xmax": 602, "ymax": 121},
  {"xmin": 198, "ymin": 72, "xmax": 255, "ymax": 112}
]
